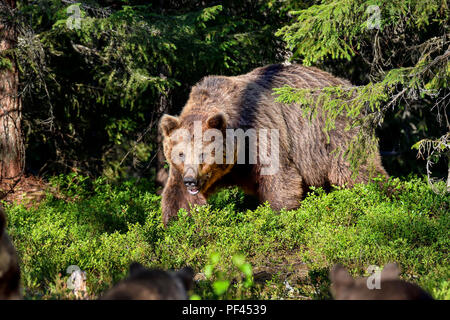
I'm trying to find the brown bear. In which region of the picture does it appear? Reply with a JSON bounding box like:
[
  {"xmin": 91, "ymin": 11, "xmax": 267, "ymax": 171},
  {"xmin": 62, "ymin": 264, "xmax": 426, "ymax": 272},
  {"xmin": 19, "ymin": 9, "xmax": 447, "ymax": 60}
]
[
  {"xmin": 159, "ymin": 64, "xmax": 387, "ymax": 226},
  {"xmin": 100, "ymin": 263, "xmax": 194, "ymax": 300},
  {"xmin": 0, "ymin": 206, "xmax": 21, "ymax": 300},
  {"xmin": 330, "ymin": 264, "xmax": 433, "ymax": 300}
]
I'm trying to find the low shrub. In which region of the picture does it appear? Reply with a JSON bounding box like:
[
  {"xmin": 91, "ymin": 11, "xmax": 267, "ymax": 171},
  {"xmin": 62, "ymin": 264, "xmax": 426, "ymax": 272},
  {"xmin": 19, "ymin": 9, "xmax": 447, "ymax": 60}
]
[{"xmin": 3, "ymin": 174, "xmax": 449, "ymax": 299}]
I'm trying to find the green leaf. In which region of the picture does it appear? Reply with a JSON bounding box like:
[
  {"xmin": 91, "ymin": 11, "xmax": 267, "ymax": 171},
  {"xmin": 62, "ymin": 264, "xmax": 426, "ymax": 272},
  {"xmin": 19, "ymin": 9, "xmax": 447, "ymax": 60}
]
[
  {"xmin": 232, "ymin": 254, "xmax": 245, "ymax": 267},
  {"xmin": 239, "ymin": 263, "xmax": 253, "ymax": 279},
  {"xmin": 210, "ymin": 252, "xmax": 220, "ymax": 265},
  {"xmin": 213, "ymin": 280, "xmax": 230, "ymax": 296},
  {"xmin": 204, "ymin": 264, "xmax": 214, "ymax": 279}
]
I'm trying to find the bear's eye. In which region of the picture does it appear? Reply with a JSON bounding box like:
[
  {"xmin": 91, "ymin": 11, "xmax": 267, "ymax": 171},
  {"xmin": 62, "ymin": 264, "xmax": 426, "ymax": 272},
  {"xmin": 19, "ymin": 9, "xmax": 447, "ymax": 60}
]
[{"xmin": 179, "ymin": 152, "xmax": 185, "ymax": 161}]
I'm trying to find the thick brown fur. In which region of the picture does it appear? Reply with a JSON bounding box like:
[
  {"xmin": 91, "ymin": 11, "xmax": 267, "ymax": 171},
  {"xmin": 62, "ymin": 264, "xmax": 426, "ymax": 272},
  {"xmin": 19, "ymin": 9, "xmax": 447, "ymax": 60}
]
[
  {"xmin": 160, "ymin": 64, "xmax": 388, "ymax": 226},
  {"xmin": 0, "ymin": 206, "xmax": 21, "ymax": 300},
  {"xmin": 100, "ymin": 263, "xmax": 194, "ymax": 300},
  {"xmin": 330, "ymin": 264, "xmax": 433, "ymax": 300}
]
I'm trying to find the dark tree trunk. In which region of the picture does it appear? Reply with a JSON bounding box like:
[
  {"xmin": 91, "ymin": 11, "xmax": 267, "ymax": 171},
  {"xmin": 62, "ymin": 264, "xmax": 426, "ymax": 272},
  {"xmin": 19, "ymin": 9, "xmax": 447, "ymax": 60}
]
[
  {"xmin": 0, "ymin": 0, "xmax": 24, "ymax": 191},
  {"xmin": 447, "ymin": 154, "xmax": 450, "ymax": 192}
]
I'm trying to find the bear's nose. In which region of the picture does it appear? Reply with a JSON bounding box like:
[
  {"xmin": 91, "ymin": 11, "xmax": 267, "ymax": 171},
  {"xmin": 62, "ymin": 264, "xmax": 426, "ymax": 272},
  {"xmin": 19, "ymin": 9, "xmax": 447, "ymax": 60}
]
[{"xmin": 183, "ymin": 176, "xmax": 198, "ymax": 187}]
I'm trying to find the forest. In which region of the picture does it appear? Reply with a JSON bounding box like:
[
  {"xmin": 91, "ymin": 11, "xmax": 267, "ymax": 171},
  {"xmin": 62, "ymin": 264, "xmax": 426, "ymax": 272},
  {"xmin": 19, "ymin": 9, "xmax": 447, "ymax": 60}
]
[{"xmin": 0, "ymin": 0, "xmax": 448, "ymax": 300}]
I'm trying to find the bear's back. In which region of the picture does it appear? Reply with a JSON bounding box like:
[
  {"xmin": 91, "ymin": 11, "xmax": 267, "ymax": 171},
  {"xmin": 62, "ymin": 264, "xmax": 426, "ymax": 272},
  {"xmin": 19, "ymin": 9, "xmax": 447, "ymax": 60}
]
[
  {"xmin": 182, "ymin": 64, "xmax": 351, "ymax": 128},
  {"xmin": 239, "ymin": 64, "xmax": 351, "ymax": 89},
  {"xmin": 190, "ymin": 64, "xmax": 350, "ymax": 102}
]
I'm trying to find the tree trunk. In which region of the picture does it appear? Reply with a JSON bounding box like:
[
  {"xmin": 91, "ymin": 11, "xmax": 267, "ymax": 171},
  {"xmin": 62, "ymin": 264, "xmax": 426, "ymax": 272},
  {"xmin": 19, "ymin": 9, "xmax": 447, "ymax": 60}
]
[
  {"xmin": 0, "ymin": 0, "xmax": 24, "ymax": 190},
  {"xmin": 447, "ymin": 154, "xmax": 450, "ymax": 192}
]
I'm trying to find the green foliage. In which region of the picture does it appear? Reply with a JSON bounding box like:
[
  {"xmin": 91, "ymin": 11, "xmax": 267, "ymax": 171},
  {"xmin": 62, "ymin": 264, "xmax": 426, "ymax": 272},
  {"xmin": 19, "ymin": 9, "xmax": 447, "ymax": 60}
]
[
  {"xmin": 199, "ymin": 252, "xmax": 254, "ymax": 299},
  {"xmin": 277, "ymin": 0, "xmax": 447, "ymax": 65},
  {"xmin": 3, "ymin": 174, "xmax": 448, "ymax": 299},
  {"xmin": 5, "ymin": 175, "xmax": 160, "ymax": 297},
  {"xmin": 11, "ymin": 0, "xmax": 290, "ymax": 177},
  {"xmin": 275, "ymin": 0, "xmax": 449, "ymax": 181},
  {"xmin": 0, "ymin": 56, "xmax": 13, "ymax": 70}
]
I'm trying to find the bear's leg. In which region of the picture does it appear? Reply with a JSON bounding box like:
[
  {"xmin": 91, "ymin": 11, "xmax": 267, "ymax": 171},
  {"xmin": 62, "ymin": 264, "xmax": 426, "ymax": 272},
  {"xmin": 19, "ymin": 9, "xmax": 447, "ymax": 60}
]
[
  {"xmin": 328, "ymin": 161, "xmax": 354, "ymax": 187},
  {"xmin": 328, "ymin": 154, "xmax": 388, "ymax": 187},
  {"xmin": 161, "ymin": 168, "xmax": 207, "ymax": 227},
  {"xmin": 256, "ymin": 167, "xmax": 304, "ymax": 211}
]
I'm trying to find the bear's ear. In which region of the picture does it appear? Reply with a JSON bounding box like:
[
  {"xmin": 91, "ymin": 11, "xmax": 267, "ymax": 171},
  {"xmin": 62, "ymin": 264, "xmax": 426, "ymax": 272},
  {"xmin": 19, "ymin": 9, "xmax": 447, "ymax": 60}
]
[
  {"xmin": 129, "ymin": 262, "xmax": 147, "ymax": 276},
  {"xmin": 381, "ymin": 263, "xmax": 400, "ymax": 280},
  {"xmin": 160, "ymin": 114, "xmax": 180, "ymax": 136},
  {"xmin": 206, "ymin": 112, "xmax": 227, "ymax": 130},
  {"xmin": 330, "ymin": 264, "xmax": 354, "ymax": 288},
  {"xmin": 176, "ymin": 267, "xmax": 194, "ymax": 291}
]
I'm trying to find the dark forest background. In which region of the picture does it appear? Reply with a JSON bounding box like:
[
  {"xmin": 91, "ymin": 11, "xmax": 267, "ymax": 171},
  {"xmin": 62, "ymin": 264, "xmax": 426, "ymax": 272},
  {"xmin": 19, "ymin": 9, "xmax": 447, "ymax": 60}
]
[{"xmin": 1, "ymin": 0, "xmax": 448, "ymax": 188}]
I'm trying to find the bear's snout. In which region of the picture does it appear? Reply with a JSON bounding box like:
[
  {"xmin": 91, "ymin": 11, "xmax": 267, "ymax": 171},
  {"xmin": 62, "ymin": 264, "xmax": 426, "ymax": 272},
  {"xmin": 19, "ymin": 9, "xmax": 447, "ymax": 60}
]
[
  {"xmin": 183, "ymin": 176, "xmax": 197, "ymax": 187},
  {"xmin": 183, "ymin": 174, "xmax": 200, "ymax": 195}
]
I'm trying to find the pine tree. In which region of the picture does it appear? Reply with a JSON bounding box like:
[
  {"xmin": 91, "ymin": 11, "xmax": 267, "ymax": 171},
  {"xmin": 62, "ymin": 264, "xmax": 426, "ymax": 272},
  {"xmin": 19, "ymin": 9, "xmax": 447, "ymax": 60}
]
[
  {"xmin": 275, "ymin": 0, "xmax": 449, "ymax": 190},
  {"xmin": 0, "ymin": 0, "xmax": 24, "ymax": 194}
]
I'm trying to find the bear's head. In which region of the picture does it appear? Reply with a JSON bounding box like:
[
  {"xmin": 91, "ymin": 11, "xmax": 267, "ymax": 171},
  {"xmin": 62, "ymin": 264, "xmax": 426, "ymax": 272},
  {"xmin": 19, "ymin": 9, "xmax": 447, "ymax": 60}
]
[
  {"xmin": 160, "ymin": 111, "xmax": 234, "ymax": 196},
  {"xmin": 330, "ymin": 263, "xmax": 433, "ymax": 300},
  {"xmin": 100, "ymin": 263, "xmax": 194, "ymax": 300}
]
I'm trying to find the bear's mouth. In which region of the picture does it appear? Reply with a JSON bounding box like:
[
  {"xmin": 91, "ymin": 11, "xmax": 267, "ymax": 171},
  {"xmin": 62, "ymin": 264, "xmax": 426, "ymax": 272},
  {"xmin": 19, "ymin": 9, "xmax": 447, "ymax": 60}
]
[
  {"xmin": 186, "ymin": 185, "xmax": 199, "ymax": 195},
  {"xmin": 184, "ymin": 173, "xmax": 209, "ymax": 196}
]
